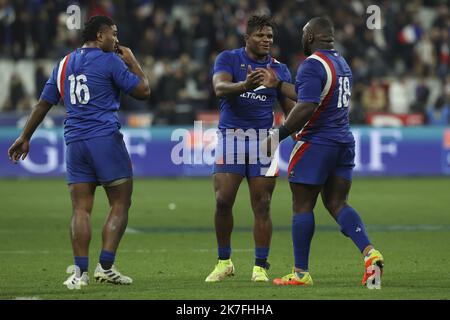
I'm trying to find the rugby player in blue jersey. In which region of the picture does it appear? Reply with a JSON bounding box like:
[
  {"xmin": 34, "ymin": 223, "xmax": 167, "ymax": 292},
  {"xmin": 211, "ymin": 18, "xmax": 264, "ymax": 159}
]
[
  {"xmin": 205, "ymin": 15, "xmax": 295, "ymax": 282},
  {"xmin": 261, "ymin": 17, "xmax": 384, "ymax": 287},
  {"xmin": 8, "ymin": 16, "xmax": 150, "ymax": 289}
]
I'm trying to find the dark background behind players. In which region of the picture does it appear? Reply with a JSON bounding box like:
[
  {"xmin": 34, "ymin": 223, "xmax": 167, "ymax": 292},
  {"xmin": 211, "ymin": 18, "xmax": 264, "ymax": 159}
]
[{"xmin": 0, "ymin": 0, "xmax": 449, "ymax": 125}]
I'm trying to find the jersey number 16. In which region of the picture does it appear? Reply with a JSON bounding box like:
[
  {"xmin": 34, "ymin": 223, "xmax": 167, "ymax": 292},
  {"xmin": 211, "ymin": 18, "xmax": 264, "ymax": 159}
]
[
  {"xmin": 337, "ymin": 76, "xmax": 351, "ymax": 108},
  {"xmin": 68, "ymin": 74, "xmax": 90, "ymax": 105}
]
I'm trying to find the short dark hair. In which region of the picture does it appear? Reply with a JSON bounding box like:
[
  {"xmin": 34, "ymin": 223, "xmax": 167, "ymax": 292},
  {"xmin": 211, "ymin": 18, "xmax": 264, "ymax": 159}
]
[
  {"xmin": 308, "ymin": 16, "xmax": 334, "ymax": 34},
  {"xmin": 82, "ymin": 15, "xmax": 116, "ymax": 43},
  {"xmin": 246, "ymin": 15, "xmax": 275, "ymax": 35}
]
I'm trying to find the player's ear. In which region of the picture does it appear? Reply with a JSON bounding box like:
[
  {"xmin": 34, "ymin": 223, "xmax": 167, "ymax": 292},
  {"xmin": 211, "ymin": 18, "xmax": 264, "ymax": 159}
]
[
  {"xmin": 244, "ymin": 33, "xmax": 249, "ymax": 42},
  {"xmin": 97, "ymin": 31, "xmax": 103, "ymax": 43}
]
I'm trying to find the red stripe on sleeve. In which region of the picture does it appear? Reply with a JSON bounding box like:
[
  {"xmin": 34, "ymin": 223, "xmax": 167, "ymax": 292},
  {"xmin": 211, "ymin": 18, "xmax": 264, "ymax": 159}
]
[
  {"xmin": 297, "ymin": 52, "xmax": 337, "ymax": 141},
  {"xmin": 60, "ymin": 53, "xmax": 71, "ymax": 98}
]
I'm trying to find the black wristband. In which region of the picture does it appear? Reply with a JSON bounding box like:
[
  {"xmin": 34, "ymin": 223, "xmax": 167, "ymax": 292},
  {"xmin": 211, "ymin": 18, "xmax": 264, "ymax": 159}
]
[
  {"xmin": 277, "ymin": 125, "xmax": 291, "ymax": 141},
  {"xmin": 276, "ymin": 80, "xmax": 283, "ymax": 90}
]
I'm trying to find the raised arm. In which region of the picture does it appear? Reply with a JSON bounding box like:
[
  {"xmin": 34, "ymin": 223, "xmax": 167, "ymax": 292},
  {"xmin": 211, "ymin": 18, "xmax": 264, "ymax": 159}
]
[
  {"xmin": 261, "ymin": 58, "xmax": 324, "ymax": 155},
  {"xmin": 276, "ymin": 80, "xmax": 297, "ymax": 101},
  {"xmin": 260, "ymin": 65, "xmax": 297, "ymax": 101},
  {"xmin": 213, "ymin": 65, "xmax": 265, "ymax": 98},
  {"xmin": 116, "ymin": 46, "xmax": 150, "ymax": 100},
  {"xmin": 279, "ymin": 94, "xmax": 296, "ymax": 118},
  {"xmin": 278, "ymin": 96, "xmax": 298, "ymax": 140}
]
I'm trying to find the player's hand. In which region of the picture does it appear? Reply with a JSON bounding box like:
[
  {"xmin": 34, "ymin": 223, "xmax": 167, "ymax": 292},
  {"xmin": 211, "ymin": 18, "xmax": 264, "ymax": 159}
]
[
  {"xmin": 7, "ymin": 136, "xmax": 30, "ymax": 164},
  {"xmin": 243, "ymin": 65, "xmax": 265, "ymax": 90},
  {"xmin": 258, "ymin": 64, "xmax": 279, "ymax": 88},
  {"xmin": 116, "ymin": 45, "xmax": 138, "ymax": 67}
]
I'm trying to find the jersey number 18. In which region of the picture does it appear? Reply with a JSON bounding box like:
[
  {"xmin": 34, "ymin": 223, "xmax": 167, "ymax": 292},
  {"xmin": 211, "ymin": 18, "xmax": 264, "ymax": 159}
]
[{"xmin": 337, "ymin": 76, "xmax": 350, "ymax": 108}]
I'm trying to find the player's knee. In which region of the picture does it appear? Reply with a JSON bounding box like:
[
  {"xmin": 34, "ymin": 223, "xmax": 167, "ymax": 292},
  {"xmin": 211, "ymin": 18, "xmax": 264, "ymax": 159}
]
[
  {"xmin": 72, "ymin": 208, "xmax": 91, "ymax": 218},
  {"xmin": 215, "ymin": 196, "xmax": 233, "ymax": 215},
  {"xmin": 252, "ymin": 195, "xmax": 271, "ymax": 217},
  {"xmin": 111, "ymin": 199, "xmax": 132, "ymax": 213}
]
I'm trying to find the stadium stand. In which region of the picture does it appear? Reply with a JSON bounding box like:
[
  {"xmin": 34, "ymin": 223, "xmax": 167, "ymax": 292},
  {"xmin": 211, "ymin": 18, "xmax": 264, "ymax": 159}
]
[{"xmin": 0, "ymin": 0, "xmax": 449, "ymax": 126}]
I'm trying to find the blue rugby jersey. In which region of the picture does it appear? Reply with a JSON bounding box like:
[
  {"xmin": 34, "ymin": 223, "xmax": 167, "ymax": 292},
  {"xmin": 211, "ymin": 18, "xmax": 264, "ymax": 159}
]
[
  {"xmin": 40, "ymin": 47, "xmax": 140, "ymax": 144},
  {"xmin": 213, "ymin": 47, "xmax": 291, "ymax": 130},
  {"xmin": 295, "ymin": 49, "xmax": 355, "ymax": 146}
]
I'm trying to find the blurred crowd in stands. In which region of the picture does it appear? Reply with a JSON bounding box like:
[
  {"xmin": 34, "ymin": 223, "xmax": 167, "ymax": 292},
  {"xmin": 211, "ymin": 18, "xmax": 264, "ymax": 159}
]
[{"xmin": 0, "ymin": 0, "xmax": 449, "ymax": 125}]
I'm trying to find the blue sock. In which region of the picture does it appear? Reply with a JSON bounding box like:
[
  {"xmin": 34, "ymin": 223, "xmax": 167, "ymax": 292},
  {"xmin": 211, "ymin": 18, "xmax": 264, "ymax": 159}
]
[
  {"xmin": 99, "ymin": 250, "xmax": 115, "ymax": 270},
  {"xmin": 255, "ymin": 247, "xmax": 270, "ymax": 268},
  {"xmin": 336, "ymin": 206, "xmax": 371, "ymax": 253},
  {"xmin": 292, "ymin": 212, "xmax": 315, "ymax": 271},
  {"xmin": 74, "ymin": 256, "xmax": 88, "ymax": 273},
  {"xmin": 218, "ymin": 246, "xmax": 231, "ymax": 260}
]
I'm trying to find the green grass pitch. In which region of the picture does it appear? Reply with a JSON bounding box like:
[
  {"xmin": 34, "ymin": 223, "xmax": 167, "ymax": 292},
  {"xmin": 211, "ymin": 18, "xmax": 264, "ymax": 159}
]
[{"xmin": 1, "ymin": 177, "xmax": 449, "ymax": 300}]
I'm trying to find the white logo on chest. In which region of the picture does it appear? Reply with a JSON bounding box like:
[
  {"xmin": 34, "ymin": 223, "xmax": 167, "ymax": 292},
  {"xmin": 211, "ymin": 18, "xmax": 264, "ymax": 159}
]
[{"xmin": 240, "ymin": 87, "xmax": 268, "ymax": 101}]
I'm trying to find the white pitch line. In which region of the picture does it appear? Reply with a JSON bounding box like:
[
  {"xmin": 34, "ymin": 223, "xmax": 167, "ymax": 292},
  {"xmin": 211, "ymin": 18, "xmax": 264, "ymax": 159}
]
[
  {"xmin": 125, "ymin": 227, "xmax": 143, "ymax": 234},
  {"xmin": 14, "ymin": 296, "xmax": 41, "ymax": 300}
]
